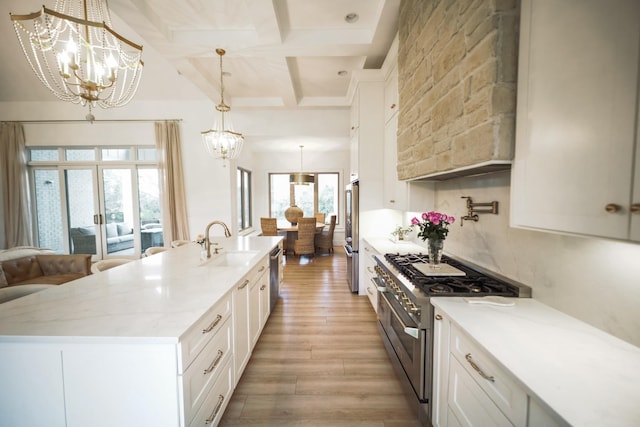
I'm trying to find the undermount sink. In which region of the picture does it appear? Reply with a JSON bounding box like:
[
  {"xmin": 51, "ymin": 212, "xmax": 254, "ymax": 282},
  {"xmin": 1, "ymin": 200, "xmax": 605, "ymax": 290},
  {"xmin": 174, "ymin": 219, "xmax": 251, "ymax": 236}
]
[{"xmin": 202, "ymin": 250, "xmax": 259, "ymax": 267}]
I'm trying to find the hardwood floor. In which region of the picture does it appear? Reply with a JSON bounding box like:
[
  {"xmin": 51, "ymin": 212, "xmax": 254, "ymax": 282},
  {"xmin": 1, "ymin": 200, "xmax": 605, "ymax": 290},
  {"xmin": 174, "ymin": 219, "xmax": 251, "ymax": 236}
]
[{"xmin": 220, "ymin": 248, "xmax": 422, "ymax": 427}]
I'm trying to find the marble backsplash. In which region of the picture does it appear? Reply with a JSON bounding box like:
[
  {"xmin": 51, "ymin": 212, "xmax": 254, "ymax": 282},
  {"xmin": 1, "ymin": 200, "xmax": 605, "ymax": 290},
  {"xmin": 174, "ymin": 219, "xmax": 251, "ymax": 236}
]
[{"xmin": 403, "ymin": 170, "xmax": 640, "ymax": 347}]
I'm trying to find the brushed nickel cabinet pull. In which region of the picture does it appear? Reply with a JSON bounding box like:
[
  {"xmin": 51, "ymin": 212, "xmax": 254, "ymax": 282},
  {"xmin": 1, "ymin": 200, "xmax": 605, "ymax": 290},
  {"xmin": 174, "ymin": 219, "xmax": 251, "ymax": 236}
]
[
  {"xmin": 203, "ymin": 350, "xmax": 224, "ymax": 375},
  {"xmin": 435, "ymin": 314, "xmax": 442, "ymax": 320},
  {"xmin": 605, "ymin": 203, "xmax": 622, "ymax": 213},
  {"xmin": 202, "ymin": 314, "xmax": 223, "ymax": 333},
  {"xmin": 258, "ymin": 266, "xmax": 266, "ymax": 272},
  {"xmin": 205, "ymin": 394, "xmax": 225, "ymax": 424},
  {"xmin": 238, "ymin": 279, "xmax": 250, "ymax": 290},
  {"xmin": 260, "ymin": 284, "xmax": 266, "ymax": 291},
  {"xmin": 631, "ymin": 203, "xmax": 640, "ymax": 214},
  {"xmin": 465, "ymin": 353, "xmax": 494, "ymax": 382},
  {"xmin": 390, "ymin": 103, "xmax": 396, "ymax": 109}
]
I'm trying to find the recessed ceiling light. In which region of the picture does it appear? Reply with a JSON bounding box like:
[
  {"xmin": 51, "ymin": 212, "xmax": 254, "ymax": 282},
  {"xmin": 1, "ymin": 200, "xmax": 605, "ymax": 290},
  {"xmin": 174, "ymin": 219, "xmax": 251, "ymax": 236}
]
[
  {"xmin": 345, "ymin": 13, "xmax": 359, "ymax": 23},
  {"xmin": 337, "ymin": 70, "xmax": 348, "ymax": 77}
]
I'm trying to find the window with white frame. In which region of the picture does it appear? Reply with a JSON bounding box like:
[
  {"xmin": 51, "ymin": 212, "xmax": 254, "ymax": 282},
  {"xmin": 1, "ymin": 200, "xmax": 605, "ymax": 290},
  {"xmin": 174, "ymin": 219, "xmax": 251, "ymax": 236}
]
[{"xmin": 268, "ymin": 172, "xmax": 339, "ymax": 224}]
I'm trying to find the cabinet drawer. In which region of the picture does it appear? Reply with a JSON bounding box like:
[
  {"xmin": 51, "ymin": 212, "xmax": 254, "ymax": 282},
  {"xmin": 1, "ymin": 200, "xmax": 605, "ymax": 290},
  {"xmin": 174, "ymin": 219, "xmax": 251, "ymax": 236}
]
[
  {"xmin": 450, "ymin": 325, "xmax": 527, "ymax": 426},
  {"xmin": 182, "ymin": 317, "xmax": 232, "ymax": 425},
  {"xmin": 248, "ymin": 255, "xmax": 269, "ymax": 281},
  {"xmin": 189, "ymin": 358, "xmax": 233, "ymax": 427},
  {"xmin": 180, "ymin": 292, "xmax": 232, "ymax": 371},
  {"xmin": 448, "ymin": 356, "xmax": 512, "ymax": 427}
]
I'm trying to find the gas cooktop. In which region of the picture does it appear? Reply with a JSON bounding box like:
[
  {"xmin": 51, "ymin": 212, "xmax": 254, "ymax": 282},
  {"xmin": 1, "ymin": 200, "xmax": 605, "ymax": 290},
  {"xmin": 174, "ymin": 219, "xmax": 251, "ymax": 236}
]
[{"xmin": 384, "ymin": 253, "xmax": 522, "ymax": 297}]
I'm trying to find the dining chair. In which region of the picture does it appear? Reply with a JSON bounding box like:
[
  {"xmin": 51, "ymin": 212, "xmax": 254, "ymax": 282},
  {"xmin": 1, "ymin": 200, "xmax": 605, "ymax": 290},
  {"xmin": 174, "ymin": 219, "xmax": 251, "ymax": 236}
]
[
  {"xmin": 314, "ymin": 212, "xmax": 326, "ymax": 224},
  {"xmin": 293, "ymin": 217, "xmax": 317, "ymax": 257},
  {"xmin": 260, "ymin": 217, "xmax": 278, "ymax": 236},
  {"xmin": 315, "ymin": 215, "xmax": 336, "ymax": 253}
]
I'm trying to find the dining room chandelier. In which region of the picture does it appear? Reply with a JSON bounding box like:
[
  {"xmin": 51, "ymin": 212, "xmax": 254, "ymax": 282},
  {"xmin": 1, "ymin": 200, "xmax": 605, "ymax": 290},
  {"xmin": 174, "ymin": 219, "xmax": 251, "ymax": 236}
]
[
  {"xmin": 9, "ymin": 0, "xmax": 144, "ymax": 111},
  {"xmin": 290, "ymin": 145, "xmax": 314, "ymax": 185},
  {"xmin": 201, "ymin": 48, "xmax": 244, "ymax": 163}
]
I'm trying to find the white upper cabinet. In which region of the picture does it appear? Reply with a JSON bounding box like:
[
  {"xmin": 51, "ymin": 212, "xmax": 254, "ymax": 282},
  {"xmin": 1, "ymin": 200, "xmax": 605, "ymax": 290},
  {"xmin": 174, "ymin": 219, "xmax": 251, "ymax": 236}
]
[
  {"xmin": 384, "ymin": 62, "xmax": 399, "ymax": 124},
  {"xmin": 511, "ymin": 0, "xmax": 640, "ymax": 241}
]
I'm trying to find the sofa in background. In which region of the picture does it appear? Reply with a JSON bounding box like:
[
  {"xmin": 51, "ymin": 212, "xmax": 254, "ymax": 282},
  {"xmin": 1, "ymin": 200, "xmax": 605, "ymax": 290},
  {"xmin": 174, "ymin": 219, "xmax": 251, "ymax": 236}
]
[
  {"xmin": 0, "ymin": 254, "xmax": 92, "ymax": 287},
  {"xmin": 70, "ymin": 223, "xmax": 134, "ymax": 254}
]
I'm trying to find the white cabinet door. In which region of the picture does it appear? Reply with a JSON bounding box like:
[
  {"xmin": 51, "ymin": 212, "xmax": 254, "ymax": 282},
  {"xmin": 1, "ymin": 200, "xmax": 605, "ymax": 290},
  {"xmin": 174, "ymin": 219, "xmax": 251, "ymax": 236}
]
[
  {"xmin": 0, "ymin": 344, "xmax": 66, "ymax": 427},
  {"xmin": 249, "ymin": 274, "xmax": 261, "ymax": 347},
  {"xmin": 512, "ymin": 0, "xmax": 640, "ymax": 240},
  {"xmin": 259, "ymin": 271, "xmax": 270, "ymax": 331},
  {"xmin": 431, "ymin": 309, "xmax": 450, "ymax": 427},
  {"xmin": 384, "ymin": 63, "xmax": 399, "ymax": 124},
  {"xmin": 383, "ymin": 112, "xmax": 407, "ymax": 209},
  {"xmin": 233, "ymin": 276, "xmax": 251, "ymax": 382}
]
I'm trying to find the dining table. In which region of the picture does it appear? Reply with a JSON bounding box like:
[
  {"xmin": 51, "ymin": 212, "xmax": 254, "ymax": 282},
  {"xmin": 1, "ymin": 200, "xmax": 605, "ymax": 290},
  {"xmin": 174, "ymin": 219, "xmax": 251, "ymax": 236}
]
[{"xmin": 276, "ymin": 220, "xmax": 325, "ymax": 253}]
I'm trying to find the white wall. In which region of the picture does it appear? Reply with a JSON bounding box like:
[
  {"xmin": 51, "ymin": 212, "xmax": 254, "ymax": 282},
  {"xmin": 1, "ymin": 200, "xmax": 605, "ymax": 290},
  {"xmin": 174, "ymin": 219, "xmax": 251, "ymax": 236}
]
[
  {"xmin": 0, "ymin": 99, "xmax": 350, "ymax": 245},
  {"xmin": 404, "ymin": 171, "xmax": 640, "ymax": 347}
]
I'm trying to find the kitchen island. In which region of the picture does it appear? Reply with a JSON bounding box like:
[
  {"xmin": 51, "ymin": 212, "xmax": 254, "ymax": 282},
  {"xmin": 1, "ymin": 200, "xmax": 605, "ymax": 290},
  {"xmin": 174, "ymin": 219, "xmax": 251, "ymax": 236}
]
[{"xmin": 0, "ymin": 236, "xmax": 282, "ymax": 427}]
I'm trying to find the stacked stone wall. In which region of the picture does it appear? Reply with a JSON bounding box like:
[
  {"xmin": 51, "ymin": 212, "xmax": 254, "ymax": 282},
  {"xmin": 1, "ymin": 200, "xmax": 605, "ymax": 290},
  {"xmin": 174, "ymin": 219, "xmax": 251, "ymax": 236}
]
[{"xmin": 397, "ymin": 0, "xmax": 519, "ymax": 179}]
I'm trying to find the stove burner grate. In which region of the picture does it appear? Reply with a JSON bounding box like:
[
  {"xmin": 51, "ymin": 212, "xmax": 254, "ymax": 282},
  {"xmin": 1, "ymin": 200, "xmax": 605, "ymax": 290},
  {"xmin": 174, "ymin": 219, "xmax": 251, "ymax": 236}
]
[{"xmin": 384, "ymin": 252, "xmax": 519, "ymax": 297}]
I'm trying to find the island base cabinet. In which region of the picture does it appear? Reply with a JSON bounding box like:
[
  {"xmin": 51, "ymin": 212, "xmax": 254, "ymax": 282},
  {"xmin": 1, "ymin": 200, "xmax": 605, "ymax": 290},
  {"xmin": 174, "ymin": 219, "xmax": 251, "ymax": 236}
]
[
  {"xmin": 0, "ymin": 344, "xmax": 66, "ymax": 427},
  {"xmin": 63, "ymin": 343, "xmax": 180, "ymax": 427}
]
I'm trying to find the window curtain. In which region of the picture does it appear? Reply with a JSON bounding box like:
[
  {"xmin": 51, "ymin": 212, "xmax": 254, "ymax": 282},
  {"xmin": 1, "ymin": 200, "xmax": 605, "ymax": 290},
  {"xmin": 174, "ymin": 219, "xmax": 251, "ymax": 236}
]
[
  {"xmin": 0, "ymin": 122, "xmax": 34, "ymax": 248},
  {"xmin": 155, "ymin": 120, "xmax": 190, "ymax": 244}
]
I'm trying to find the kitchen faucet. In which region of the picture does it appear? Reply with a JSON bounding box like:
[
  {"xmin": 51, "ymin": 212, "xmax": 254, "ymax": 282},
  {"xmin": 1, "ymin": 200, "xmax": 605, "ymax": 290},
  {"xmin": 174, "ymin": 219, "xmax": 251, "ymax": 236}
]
[{"xmin": 204, "ymin": 221, "xmax": 232, "ymax": 258}]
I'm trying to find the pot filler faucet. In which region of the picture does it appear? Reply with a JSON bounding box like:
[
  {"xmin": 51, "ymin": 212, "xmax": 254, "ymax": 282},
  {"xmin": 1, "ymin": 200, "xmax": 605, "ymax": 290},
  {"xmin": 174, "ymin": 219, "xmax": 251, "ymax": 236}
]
[{"xmin": 204, "ymin": 221, "xmax": 232, "ymax": 258}]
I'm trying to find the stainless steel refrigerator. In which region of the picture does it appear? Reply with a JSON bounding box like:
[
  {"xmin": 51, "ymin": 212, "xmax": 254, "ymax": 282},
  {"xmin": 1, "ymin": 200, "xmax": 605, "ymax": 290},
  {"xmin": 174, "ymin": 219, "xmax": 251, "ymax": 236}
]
[{"xmin": 344, "ymin": 180, "xmax": 359, "ymax": 292}]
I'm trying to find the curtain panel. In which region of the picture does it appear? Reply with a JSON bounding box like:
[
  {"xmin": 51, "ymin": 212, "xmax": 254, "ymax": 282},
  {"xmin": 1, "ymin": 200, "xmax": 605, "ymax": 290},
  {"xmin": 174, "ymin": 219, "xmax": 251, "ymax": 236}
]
[
  {"xmin": 0, "ymin": 122, "xmax": 34, "ymax": 248},
  {"xmin": 155, "ymin": 120, "xmax": 190, "ymax": 244}
]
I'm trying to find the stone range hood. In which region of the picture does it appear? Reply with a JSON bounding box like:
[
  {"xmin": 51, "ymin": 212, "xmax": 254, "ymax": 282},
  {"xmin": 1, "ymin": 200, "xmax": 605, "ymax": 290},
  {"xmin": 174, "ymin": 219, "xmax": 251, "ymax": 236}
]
[{"xmin": 396, "ymin": 0, "xmax": 519, "ymax": 181}]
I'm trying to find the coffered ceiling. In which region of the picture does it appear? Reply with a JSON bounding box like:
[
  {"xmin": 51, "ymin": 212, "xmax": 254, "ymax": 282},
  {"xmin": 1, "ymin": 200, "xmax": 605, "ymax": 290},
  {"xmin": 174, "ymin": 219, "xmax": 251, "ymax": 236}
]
[{"xmin": 1, "ymin": 0, "xmax": 400, "ymax": 109}]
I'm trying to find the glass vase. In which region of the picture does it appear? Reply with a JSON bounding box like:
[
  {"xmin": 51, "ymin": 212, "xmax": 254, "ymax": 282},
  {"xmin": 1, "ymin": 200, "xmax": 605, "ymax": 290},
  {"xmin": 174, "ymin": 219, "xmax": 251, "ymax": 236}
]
[{"xmin": 427, "ymin": 238, "xmax": 444, "ymax": 267}]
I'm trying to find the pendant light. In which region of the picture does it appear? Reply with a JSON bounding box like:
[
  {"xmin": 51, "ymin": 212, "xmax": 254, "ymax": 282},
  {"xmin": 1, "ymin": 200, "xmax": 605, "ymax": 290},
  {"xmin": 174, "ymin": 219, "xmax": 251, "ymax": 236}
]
[
  {"xmin": 10, "ymin": 0, "xmax": 144, "ymax": 112},
  {"xmin": 201, "ymin": 48, "xmax": 244, "ymax": 164},
  {"xmin": 290, "ymin": 145, "xmax": 314, "ymax": 185}
]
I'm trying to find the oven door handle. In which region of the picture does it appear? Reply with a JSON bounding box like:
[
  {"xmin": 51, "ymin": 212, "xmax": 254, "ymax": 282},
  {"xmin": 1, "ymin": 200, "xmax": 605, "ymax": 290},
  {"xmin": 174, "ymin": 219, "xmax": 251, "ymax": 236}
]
[
  {"xmin": 382, "ymin": 293, "xmax": 420, "ymax": 340},
  {"xmin": 403, "ymin": 327, "xmax": 420, "ymax": 339}
]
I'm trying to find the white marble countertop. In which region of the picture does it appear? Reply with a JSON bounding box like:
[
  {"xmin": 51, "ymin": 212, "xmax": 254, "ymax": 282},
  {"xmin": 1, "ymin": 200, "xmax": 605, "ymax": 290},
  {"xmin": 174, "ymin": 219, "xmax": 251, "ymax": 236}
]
[
  {"xmin": 0, "ymin": 236, "xmax": 281, "ymax": 344},
  {"xmin": 431, "ymin": 297, "xmax": 640, "ymax": 427},
  {"xmin": 363, "ymin": 237, "xmax": 426, "ymax": 255}
]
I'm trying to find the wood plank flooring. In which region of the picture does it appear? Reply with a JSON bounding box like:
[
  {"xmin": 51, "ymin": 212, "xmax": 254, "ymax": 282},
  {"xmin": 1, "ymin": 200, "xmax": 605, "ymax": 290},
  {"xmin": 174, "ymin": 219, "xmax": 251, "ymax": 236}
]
[{"xmin": 219, "ymin": 248, "xmax": 422, "ymax": 427}]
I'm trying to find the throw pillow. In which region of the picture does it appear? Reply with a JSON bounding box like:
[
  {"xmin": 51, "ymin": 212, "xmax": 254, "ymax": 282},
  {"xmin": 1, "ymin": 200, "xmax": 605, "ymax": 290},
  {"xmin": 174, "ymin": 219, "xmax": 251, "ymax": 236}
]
[{"xmin": 106, "ymin": 223, "xmax": 118, "ymax": 238}]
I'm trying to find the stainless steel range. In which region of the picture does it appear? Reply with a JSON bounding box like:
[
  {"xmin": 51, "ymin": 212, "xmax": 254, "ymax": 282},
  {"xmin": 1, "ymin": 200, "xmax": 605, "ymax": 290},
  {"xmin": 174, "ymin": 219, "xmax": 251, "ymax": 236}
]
[{"xmin": 374, "ymin": 253, "xmax": 531, "ymax": 426}]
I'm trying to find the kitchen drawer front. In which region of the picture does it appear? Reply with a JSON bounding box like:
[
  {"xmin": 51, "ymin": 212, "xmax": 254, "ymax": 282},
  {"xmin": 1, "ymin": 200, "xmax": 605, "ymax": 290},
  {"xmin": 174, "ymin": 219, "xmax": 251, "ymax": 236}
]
[
  {"xmin": 450, "ymin": 324, "xmax": 527, "ymax": 426},
  {"xmin": 448, "ymin": 356, "xmax": 512, "ymax": 427},
  {"xmin": 180, "ymin": 292, "xmax": 232, "ymax": 371},
  {"xmin": 248, "ymin": 255, "xmax": 269, "ymax": 281},
  {"xmin": 182, "ymin": 317, "xmax": 232, "ymax": 425},
  {"xmin": 189, "ymin": 357, "xmax": 233, "ymax": 427}
]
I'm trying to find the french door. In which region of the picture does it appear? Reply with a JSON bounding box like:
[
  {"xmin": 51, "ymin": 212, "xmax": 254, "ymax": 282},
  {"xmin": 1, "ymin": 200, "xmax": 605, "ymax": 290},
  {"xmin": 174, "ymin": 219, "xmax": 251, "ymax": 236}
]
[{"xmin": 32, "ymin": 165, "xmax": 162, "ymax": 260}]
